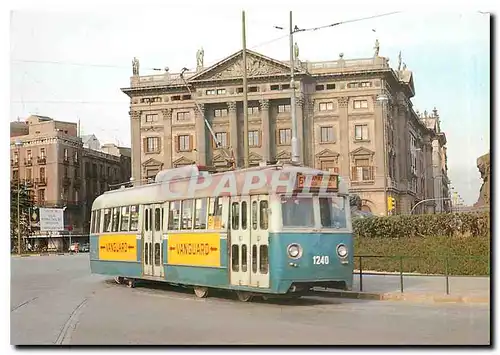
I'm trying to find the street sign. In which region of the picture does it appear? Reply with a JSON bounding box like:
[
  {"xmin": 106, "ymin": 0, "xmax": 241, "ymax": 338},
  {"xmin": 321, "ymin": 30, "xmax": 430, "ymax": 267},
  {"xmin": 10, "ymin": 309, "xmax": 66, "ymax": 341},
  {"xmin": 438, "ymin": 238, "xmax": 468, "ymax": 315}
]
[{"xmin": 39, "ymin": 208, "xmax": 64, "ymax": 232}]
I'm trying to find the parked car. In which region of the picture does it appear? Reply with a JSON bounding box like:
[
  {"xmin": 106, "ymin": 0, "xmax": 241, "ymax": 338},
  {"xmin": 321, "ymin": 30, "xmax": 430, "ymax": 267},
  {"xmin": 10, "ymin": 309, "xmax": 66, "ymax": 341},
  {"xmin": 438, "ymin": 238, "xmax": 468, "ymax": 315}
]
[{"xmin": 80, "ymin": 243, "xmax": 90, "ymax": 252}]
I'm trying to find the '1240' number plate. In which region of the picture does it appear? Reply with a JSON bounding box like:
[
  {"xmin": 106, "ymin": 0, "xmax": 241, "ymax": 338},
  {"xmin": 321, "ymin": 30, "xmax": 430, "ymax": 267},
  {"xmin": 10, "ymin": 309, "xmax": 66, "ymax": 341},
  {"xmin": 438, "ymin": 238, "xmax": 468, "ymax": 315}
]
[{"xmin": 313, "ymin": 255, "xmax": 330, "ymax": 265}]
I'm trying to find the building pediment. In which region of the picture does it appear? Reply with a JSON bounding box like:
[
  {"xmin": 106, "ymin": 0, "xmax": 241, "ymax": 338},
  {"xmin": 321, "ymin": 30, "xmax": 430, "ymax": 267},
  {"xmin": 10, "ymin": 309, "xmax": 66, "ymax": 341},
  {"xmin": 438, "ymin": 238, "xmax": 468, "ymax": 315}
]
[
  {"xmin": 173, "ymin": 156, "xmax": 195, "ymax": 166},
  {"xmin": 315, "ymin": 148, "xmax": 340, "ymax": 158},
  {"xmin": 350, "ymin": 147, "xmax": 375, "ymax": 156},
  {"xmin": 188, "ymin": 49, "xmax": 301, "ymax": 82},
  {"xmin": 248, "ymin": 151, "xmax": 263, "ymax": 162},
  {"xmin": 276, "ymin": 150, "xmax": 291, "ymax": 160},
  {"xmin": 142, "ymin": 158, "xmax": 163, "ymax": 167}
]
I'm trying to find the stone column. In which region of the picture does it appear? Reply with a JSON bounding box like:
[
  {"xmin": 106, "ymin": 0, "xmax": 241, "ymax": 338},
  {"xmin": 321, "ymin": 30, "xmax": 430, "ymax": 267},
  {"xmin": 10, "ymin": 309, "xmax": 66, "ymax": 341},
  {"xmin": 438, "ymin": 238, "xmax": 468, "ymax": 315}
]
[
  {"xmin": 228, "ymin": 101, "xmax": 239, "ymax": 167},
  {"xmin": 195, "ymin": 103, "xmax": 206, "ymax": 165},
  {"xmin": 338, "ymin": 97, "xmax": 349, "ymax": 181},
  {"xmin": 259, "ymin": 99, "xmax": 270, "ymax": 163},
  {"xmin": 162, "ymin": 108, "xmax": 173, "ymax": 168},
  {"xmin": 296, "ymin": 97, "xmax": 305, "ymax": 165},
  {"xmin": 373, "ymin": 95, "xmax": 387, "ymax": 188},
  {"xmin": 130, "ymin": 110, "xmax": 142, "ymax": 185},
  {"xmin": 305, "ymin": 98, "xmax": 315, "ymax": 165}
]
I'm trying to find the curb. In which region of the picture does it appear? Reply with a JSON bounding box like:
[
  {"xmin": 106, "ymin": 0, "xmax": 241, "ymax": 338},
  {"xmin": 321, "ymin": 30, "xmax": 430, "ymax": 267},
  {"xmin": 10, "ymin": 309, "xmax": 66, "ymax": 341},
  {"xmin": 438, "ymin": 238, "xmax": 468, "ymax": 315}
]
[
  {"xmin": 11, "ymin": 253, "xmax": 70, "ymax": 258},
  {"xmin": 315, "ymin": 290, "xmax": 489, "ymax": 304}
]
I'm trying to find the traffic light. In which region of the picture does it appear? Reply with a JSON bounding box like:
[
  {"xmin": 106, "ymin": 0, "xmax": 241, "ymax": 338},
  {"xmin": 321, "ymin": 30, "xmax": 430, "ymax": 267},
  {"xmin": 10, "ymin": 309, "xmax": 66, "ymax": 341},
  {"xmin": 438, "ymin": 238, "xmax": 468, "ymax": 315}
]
[{"xmin": 387, "ymin": 197, "xmax": 396, "ymax": 212}]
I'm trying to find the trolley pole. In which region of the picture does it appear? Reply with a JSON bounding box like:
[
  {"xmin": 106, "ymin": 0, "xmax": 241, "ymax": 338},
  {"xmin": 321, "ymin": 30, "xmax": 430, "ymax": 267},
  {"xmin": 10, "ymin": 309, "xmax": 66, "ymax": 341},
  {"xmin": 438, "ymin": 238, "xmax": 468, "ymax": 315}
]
[
  {"xmin": 242, "ymin": 10, "xmax": 249, "ymax": 168},
  {"xmin": 17, "ymin": 170, "xmax": 21, "ymax": 255},
  {"xmin": 289, "ymin": 10, "xmax": 299, "ymax": 165}
]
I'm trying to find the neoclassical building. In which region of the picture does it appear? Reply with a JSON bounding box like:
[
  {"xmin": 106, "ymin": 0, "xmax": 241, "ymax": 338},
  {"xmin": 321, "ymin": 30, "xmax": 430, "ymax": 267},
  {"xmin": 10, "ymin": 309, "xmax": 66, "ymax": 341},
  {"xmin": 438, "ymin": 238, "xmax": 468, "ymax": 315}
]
[{"xmin": 121, "ymin": 47, "xmax": 449, "ymax": 216}]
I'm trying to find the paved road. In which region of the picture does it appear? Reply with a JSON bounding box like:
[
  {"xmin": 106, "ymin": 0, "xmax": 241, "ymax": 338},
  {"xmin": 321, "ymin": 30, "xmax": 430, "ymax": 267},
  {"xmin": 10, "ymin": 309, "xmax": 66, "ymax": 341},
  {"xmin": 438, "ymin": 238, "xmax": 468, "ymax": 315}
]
[{"xmin": 11, "ymin": 254, "xmax": 490, "ymax": 345}]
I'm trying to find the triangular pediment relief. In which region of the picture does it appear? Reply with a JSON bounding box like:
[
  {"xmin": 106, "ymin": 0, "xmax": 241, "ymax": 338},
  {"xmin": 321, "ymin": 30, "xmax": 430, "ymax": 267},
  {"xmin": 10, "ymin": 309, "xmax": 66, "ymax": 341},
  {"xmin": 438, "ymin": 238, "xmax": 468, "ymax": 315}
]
[
  {"xmin": 173, "ymin": 156, "xmax": 195, "ymax": 166},
  {"xmin": 189, "ymin": 49, "xmax": 300, "ymax": 82},
  {"xmin": 142, "ymin": 158, "xmax": 163, "ymax": 167},
  {"xmin": 350, "ymin": 147, "xmax": 375, "ymax": 156},
  {"xmin": 315, "ymin": 148, "xmax": 339, "ymax": 158},
  {"xmin": 248, "ymin": 152, "xmax": 263, "ymax": 162},
  {"xmin": 276, "ymin": 150, "xmax": 291, "ymax": 160}
]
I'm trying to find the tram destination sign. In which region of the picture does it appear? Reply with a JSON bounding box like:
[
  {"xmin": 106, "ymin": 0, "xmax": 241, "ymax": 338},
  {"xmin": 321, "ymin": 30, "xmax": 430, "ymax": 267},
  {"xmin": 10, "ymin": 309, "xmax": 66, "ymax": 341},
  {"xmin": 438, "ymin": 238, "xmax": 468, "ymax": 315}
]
[
  {"xmin": 39, "ymin": 208, "xmax": 64, "ymax": 232},
  {"xmin": 98, "ymin": 235, "xmax": 138, "ymax": 261},
  {"xmin": 296, "ymin": 173, "xmax": 338, "ymax": 191},
  {"xmin": 167, "ymin": 233, "xmax": 221, "ymax": 267}
]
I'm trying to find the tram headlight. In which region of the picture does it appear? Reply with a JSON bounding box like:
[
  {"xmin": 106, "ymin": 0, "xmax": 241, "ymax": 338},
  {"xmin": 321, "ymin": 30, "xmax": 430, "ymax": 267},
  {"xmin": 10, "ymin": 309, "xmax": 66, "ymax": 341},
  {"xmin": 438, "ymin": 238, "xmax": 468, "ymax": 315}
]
[
  {"xmin": 336, "ymin": 244, "xmax": 348, "ymax": 258},
  {"xmin": 287, "ymin": 244, "xmax": 302, "ymax": 259}
]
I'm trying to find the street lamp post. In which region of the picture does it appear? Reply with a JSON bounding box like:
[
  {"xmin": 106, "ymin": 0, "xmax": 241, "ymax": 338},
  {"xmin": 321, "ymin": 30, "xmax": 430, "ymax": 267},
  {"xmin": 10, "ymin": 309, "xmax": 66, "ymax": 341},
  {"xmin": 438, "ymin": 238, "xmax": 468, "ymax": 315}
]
[
  {"xmin": 15, "ymin": 139, "xmax": 22, "ymax": 254},
  {"xmin": 289, "ymin": 11, "xmax": 299, "ymax": 165}
]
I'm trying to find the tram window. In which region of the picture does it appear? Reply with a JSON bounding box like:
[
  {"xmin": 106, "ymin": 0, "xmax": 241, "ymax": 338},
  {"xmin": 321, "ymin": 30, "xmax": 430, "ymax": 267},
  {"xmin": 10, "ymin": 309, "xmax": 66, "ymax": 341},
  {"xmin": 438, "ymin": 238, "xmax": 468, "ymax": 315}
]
[
  {"xmin": 231, "ymin": 202, "xmax": 239, "ymax": 230},
  {"xmin": 112, "ymin": 208, "xmax": 120, "ymax": 232},
  {"xmin": 161, "ymin": 208, "xmax": 165, "ymax": 230},
  {"xmin": 155, "ymin": 208, "xmax": 161, "ymax": 231},
  {"xmin": 130, "ymin": 205, "xmax": 139, "ymax": 231},
  {"xmin": 96, "ymin": 209, "xmax": 101, "ymax": 233},
  {"xmin": 241, "ymin": 244, "xmax": 248, "ymax": 272},
  {"xmin": 319, "ymin": 197, "xmax": 347, "ymax": 229},
  {"xmin": 194, "ymin": 198, "xmax": 208, "ymax": 230},
  {"xmin": 231, "ymin": 244, "xmax": 239, "ymax": 272},
  {"xmin": 252, "ymin": 201, "xmax": 258, "ymax": 230},
  {"xmin": 260, "ymin": 201, "xmax": 269, "ymax": 230},
  {"xmin": 281, "ymin": 196, "xmax": 315, "ymax": 228},
  {"xmin": 208, "ymin": 197, "xmax": 223, "ymax": 229},
  {"xmin": 144, "ymin": 243, "xmax": 149, "ymax": 265},
  {"xmin": 120, "ymin": 206, "xmax": 130, "ymax": 231},
  {"xmin": 252, "ymin": 245, "xmax": 258, "ymax": 273},
  {"xmin": 259, "ymin": 245, "xmax": 269, "ymax": 274},
  {"xmin": 168, "ymin": 201, "xmax": 181, "ymax": 230},
  {"xmin": 181, "ymin": 200, "xmax": 194, "ymax": 230},
  {"xmin": 154, "ymin": 243, "xmax": 161, "ymax": 266},
  {"xmin": 103, "ymin": 209, "xmax": 112, "ymax": 232},
  {"xmin": 90, "ymin": 211, "xmax": 95, "ymax": 234},
  {"xmin": 241, "ymin": 201, "xmax": 248, "ymax": 230},
  {"xmin": 144, "ymin": 208, "xmax": 149, "ymax": 232}
]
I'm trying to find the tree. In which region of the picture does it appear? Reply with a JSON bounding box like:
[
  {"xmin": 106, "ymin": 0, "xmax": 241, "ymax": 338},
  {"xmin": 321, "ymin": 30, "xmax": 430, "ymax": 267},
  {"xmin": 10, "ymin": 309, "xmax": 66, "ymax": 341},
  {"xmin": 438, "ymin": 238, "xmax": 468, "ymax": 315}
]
[{"xmin": 10, "ymin": 180, "xmax": 34, "ymax": 252}]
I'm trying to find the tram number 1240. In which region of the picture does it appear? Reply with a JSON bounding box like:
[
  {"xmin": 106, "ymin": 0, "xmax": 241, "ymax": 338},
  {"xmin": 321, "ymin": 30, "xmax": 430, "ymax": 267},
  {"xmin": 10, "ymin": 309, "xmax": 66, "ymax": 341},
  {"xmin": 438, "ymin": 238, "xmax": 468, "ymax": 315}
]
[{"xmin": 313, "ymin": 255, "xmax": 330, "ymax": 265}]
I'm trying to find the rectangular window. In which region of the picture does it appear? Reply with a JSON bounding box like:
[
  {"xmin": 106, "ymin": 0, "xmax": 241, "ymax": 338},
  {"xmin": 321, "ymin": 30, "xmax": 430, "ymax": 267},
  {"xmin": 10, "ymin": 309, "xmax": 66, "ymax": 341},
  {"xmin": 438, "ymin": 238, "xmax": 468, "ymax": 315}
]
[
  {"xmin": 145, "ymin": 137, "xmax": 160, "ymax": 152},
  {"xmin": 168, "ymin": 201, "xmax": 181, "ymax": 230},
  {"xmin": 241, "ymin": 201, "xmax": 248, "ymax": 230},
  {"xmin": 103, "ymin": 208, "xmax": 112, "ymax": 232},
  {"xmin": 144, "ymin": 208, "xmax": 150, "ymax": 232},
  {"xmin": 319, "ymin": 102, "xmax": 334, "ymax": 111},
  {"xmin": 38, "ymin": 189, "xmax": 45, "ymax": 203},
  {"xmin": 252, "ymin": 201, "xmax": 258, "ymax": 230},
  {"xmin": 40, "ymin": 148, "xmax": 46, "ymax": 158},
  {"xmin": 281, "ymin": 196, "xmax": 315, "ymax": 228},
  {"xmin": 120, "ymin": 206, "xmax": 130, "ymax": 231},
  {"xmin": 231, "ymin": 202, "xmax": 239, "ymax": 230},
  {"xmin": 26, "ymin": 168, "xmax": 32, "ymax": 180},
  {"xmin": 155, "ymin": 208, "xmax": 161, "ymax": 231},
  {"xmin": 249, "ymin": 86, "xmax": 258, "ymax": 92},
  {"xmin": 354, "ymin": 125, "xmax": 369, "ymax": 140},
  {"xmin": 216, "ymin": 88, "xmax": 226, "ymax": 95},
  {"xmin": 353, "ymin": 159, "xmax": 374, "ymax": 181},
  {"xmin": 154, "ymin": 243, "xmax": 161, "ymax": 266},
  {"xmin": 206, "ymin": 89, "xmax": 216, "ymax": 95},
  {"xmin": 252, "ymin": 245, "xmax": 257, "ymax": 273},
  {"xmin": 215, "ymin": 132, "xmax": 228, "ymax": 148},
  {"xmin": 326, "ymin": 83, "xmax": 336, "ymax": 90},
  {"xmin": 248, "ymin": 106, "xmax": 259, "ymax": 115},
  {"xmin": 91, "ymin": 211, "xmax": 96, "ymax": 234},
  {"xmin": 96, "ymin": 209, "xmax": 101, "ymax": 233},
  {"xmin": 248, "ymin": 131, "xmax": 259, "ymax": 147},
  {"xmin": 145, "ymin": 114, "xmax": 158, "ymax": 122},
  {"xmin": 319, "ymin": 197, "xmax": 347, "ymax": 229},
  {"xmin": 320, "ymin": 126, "xmax": 334, "ymax": 142},
  {"xmin": 277, "ymin": 104, "xmax": 291, "ymax": 113},
  {"xmin": 208, "ymin": 197, "xmax": 223, "ymax": 229},
  {"xmin": 260, "ymin": 201, "xmax": 269, "ymax": 230},
  {"xmin": 279, "ymin": 128, "xmax": 292, "ymax": 145},
  {"xmin": 214, "ymin": 108, "xmax": 228, "ymax": 117},
  {"xmin": 353, "ymin": 100, "xmax": 368, "ymax": 109},
  {"xmin": 194, "ymin": 198, "xmax": 208, "ymax": 230},
  {"xmin": 241, "ymin": 244, "xmax": 248, "ymax": 272},
  {"xmin": 259, "ymin": 245, "xmax": 269, "ymax": 274},
  {"xmin": 112, "ymin": 207, "xmax": 120, "ymax": 232},
  {"xmin": 177, "ymin": 112, "xmax": 190, "ymax": 121},
  {"xmin": 270, "ymin": 84, "xmax": 280, "ymax": 91},
  {"xmin": 178, "ymin": 135, "xmax": 191, "ymax": 152},
  {"xmin": 231, "ymin": 245, "xmax": 239, "ymax": 272},
  {"xmin": 236, "ymin": 87, "xmax": 244, "ymax": 93},
  {"xmin": 181, "ymin": 200, "xmax": 193, "ymax": 230},
  {"xmin": 315, "ymin": 84, "xmax": 325, "ymax": 91}
]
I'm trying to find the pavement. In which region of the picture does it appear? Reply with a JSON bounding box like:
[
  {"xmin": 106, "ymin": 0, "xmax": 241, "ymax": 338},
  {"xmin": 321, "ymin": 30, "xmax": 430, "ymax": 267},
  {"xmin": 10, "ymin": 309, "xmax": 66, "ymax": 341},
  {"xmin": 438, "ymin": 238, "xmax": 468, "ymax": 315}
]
[{"xmin": 10, "ymin": 254, "xmax": 491, "ymax": 345}]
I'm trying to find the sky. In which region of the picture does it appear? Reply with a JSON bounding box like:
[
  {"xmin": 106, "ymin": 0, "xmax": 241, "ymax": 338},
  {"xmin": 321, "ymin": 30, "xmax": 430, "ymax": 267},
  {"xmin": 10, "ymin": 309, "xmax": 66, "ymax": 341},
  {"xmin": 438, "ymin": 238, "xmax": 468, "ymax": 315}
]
[{"xmin": 7, "ymin": 3, "xmax": 491, "ymax": 206}]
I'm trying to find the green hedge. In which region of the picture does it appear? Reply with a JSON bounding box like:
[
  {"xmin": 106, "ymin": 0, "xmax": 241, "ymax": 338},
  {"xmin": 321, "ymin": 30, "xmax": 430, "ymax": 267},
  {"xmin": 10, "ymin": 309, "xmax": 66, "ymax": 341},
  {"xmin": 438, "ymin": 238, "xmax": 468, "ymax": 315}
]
[{"xmin": 352, "ymin": 212, "xmax": 490, "ymax": 276}]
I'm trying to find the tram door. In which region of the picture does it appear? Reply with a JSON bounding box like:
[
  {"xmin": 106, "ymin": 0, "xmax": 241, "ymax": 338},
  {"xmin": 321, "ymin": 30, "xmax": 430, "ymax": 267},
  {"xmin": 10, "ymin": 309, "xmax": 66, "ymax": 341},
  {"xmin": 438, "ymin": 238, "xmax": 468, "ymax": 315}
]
[
  {"xmin": 229, "ymin": 195, "xmax": 270, "ymax": 288},
  {"xmin": 142, "ymin": 204, "xmax": 164, "ymax": 278}
]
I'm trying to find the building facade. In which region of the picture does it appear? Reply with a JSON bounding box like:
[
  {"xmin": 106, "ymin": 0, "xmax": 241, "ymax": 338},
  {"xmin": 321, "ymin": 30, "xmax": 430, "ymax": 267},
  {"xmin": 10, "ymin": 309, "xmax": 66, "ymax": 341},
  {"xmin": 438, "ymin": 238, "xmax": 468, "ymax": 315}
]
[
  {"xmin": 10, "ymin": 115, "xmax": 132, "ymax": 250},
  {"xmin": 121, "ymin": 48, "xmax": 449, "ymax": 216}
]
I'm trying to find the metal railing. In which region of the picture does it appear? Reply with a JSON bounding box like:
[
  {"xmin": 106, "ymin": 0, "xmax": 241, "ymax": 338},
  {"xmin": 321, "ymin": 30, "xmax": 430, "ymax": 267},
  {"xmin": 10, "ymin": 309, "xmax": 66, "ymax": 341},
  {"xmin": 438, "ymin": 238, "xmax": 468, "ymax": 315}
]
[{"xmin": 355, "ymin": 254, "xmax": 490, "ymax": 295}]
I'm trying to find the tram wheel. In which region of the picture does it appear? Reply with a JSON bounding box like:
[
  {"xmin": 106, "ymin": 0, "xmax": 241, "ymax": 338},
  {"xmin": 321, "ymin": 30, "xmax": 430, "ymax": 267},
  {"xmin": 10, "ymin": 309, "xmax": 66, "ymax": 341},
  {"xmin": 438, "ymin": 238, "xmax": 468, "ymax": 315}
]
[
  {"xmin": 193, "ymin": 286, "xmax": 209, "ymax": 298},
  {"xmin": 114, "ymin": 276, "xmax": 124, "ymax": 284},
  {"xmin": 126, "ymin": 279, "xmax": 136, "ymax": 288},
  {"xmin": 236, "ymin": 291, "xmax": 253, "ymax": 302}
]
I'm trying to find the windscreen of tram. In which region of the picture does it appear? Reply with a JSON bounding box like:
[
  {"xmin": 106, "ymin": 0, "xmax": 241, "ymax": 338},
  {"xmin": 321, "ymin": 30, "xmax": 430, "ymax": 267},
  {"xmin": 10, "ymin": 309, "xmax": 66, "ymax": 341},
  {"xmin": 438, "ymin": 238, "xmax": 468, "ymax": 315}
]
[{"xmin": 281, "ymin": 196, "xmax": 348, "ymax": 229}]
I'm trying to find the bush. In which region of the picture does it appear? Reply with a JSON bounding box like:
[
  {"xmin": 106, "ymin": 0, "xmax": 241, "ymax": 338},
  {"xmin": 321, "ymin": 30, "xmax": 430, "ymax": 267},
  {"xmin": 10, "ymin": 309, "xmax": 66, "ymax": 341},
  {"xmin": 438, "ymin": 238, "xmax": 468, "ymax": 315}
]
[{"xmin": 352, "ymin": 212, "xmax": 490, "ymax": 276}]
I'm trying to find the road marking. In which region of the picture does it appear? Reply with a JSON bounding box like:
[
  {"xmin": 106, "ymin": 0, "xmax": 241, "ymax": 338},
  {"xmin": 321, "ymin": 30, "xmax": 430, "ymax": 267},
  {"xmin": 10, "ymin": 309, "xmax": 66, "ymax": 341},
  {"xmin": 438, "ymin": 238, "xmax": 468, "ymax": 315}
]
[{"xmin": 11, "ymin": 297, "xmax": 39, "ymax": 312}]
